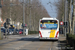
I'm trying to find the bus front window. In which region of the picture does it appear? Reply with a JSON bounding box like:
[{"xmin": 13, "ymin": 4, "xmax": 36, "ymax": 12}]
[{"xmin": 40, "ymin": 20, "xmax": 58, "ymax": 29}]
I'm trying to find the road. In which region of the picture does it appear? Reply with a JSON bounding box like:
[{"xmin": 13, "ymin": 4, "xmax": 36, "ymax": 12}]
[{"xmin": 0, "ymin": 34, "xmax": 66, "ymax": 50}]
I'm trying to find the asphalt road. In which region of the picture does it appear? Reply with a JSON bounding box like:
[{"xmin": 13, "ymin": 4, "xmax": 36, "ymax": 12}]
[{"xmin": 0, "ymin": 34, "xmax": 66, "ymax": 50}]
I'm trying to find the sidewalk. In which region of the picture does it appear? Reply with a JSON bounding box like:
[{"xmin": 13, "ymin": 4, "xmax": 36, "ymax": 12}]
[
  {"xmin": 58, "ymin": 34, "xmax": 73, "ymax": 50},
  {"xmin": 59, "ymin": 34, "xmax": 66, "ymax": 41}
]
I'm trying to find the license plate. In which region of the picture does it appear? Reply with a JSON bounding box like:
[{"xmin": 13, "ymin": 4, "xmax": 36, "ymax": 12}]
[{"xmin": 47, "ymin": 37, "xmax": 50, "ymax": 39}]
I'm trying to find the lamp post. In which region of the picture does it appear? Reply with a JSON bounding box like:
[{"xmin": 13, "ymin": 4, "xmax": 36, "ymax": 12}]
[{"xmin": 22, "ymin": 0, "xmax": 25, "ymax": 35}]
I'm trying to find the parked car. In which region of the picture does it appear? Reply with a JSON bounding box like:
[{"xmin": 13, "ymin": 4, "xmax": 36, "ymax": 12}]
[
  {"xmin": 19, "ymin": 29, "xmax": 26, "ymax": 34},
  {"xmin": 1, "ymin": 27, "xmax": 5, "ymax": 35},
  {"xmin": 8, "ymin": 28, "xmax": 14, "ymax": 35},
  {"xmin": 19, "ymin": 29, "xmax": 23, "ymax": 34},
  {"xmin": 1, "ymin": 27, "xmax": 19, "ymax": 35},
  {"xmin": 13, "ymin": 29, "xmax": 19, "ymax": 35}
]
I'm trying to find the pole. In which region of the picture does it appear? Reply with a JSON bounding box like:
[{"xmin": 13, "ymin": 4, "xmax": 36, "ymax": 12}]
[
  {"xmin": 10, "ymin": 4, "xmax": 12, "ymax": 24},
  {"xmin": 23, "ymin": 0, "xmax": 25, "ymax": 35},
  {"xmin": 64, "ymin": 0, "xmax": 67, "ymax": 36},
  {"xmin": 30, "ymin": 7, "xmax": 31, "ymax": 30},
  {"xmin": 5, "ymin": 28, "xmax": 7, "ymax": 38},
  {"xmin": 29, "ymin": 0, "xmax": 31, "ymax": 31},
  {"xmin": 0, "ymin": 8, "xmax": 2, "ymax": 39},
  {"xmin": 33, "ymin": 6, "xmax": 36, "ymax": 31},
  {"xmin": 0, "ymin": 0, "xmax": 3, "ymax": 40}
]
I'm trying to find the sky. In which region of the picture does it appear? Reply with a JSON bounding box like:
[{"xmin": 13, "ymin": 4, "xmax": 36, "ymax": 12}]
[{"xmin": 41, "ymin": 0, "xmax": 58, "ymax": 18}]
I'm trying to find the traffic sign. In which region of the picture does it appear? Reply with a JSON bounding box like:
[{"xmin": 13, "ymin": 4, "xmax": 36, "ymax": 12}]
[{"xmin": 60, "ymin": 21, "xmax": 63, "ymax": 25}]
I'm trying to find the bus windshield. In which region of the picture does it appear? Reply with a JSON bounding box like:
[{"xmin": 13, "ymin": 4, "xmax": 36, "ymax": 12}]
[{"xmin": 40, "ymin": 20, "xmax": 58, "ymax": 29}]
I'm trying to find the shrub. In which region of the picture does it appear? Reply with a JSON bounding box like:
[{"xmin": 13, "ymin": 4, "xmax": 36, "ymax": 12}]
[
  {"xmin": 28, "ymin": 31, "xmax": 39, "ymax": 34},
  {"xmin": 66, "ymin": 34, "xmax": 75, "ymax": 49}
]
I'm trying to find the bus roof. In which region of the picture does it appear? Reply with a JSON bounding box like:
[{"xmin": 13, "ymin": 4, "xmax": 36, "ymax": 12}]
[{"xmin": 41, "ymin": 17, "xmax": 58, "ymax": 20}]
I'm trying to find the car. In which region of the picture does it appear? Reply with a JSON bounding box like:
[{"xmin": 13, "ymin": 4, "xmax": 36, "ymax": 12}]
[
  {"xmin": 13, "ymin": 29, "xmax": 19, "ymax": 35},
  {"xmin": 1, "ymin": 28, "xmax": 5, "ymax": 33},
  {"xmin": 1, "ymin": 27, "xmax": 6, "ymax": 35},
  {"xmin": 8, "ymin": 28, "xmax": 19, "ymax": 35},
  {"xmin": 19, "ymin": 29, "xmax": 26, "ymax": 34},
  {"xmin": 8, "ymin": 28, "xmax": 14, "ymax": 35},
  {"xmin": 19, "ymin": 29, "xmax": 23, "ymax": 34}
]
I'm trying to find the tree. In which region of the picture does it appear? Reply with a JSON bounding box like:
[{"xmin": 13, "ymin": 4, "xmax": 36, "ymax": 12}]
[
  {"xmin": 54, "ymin": 0, "xmax": 65, "ymax": 21},
  {"xmin": 2, "ymin": 0, "xmax": 50, "ymax": 31}
]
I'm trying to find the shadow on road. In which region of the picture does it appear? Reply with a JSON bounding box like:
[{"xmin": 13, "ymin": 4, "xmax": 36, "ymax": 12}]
[
  {"xmin": 57, "ymin": 40, "xmax": 68, "ymax": 50},
  {"xmin": 17, "ymin": 37, "xmax": 58, "ymax": 42},
  {"xmin": 0, "ymin": 37, "xmax": 58, "ymax": 46},
  {"xmin": 57, "ymin": 40, "xmax": 66, "ymax": 47}
]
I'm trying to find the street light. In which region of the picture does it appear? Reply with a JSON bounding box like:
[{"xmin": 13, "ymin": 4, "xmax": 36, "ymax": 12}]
[{"xmin": 22, "ymin": 0, "xmax": 25, "ymax": 35}]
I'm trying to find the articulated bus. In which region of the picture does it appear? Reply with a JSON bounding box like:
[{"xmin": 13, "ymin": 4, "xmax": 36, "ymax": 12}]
[{"xmin": 39, "ymin": 18, "xmax": 59, "ymax": 40}]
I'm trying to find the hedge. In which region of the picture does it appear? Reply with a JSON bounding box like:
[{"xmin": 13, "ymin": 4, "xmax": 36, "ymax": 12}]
[
  {"xmin": 66, "ymin": 34, "xmax": 75, "ymax": 49},
  {"xmin": 28, "ymin": 31, "xmax": 39, "ymax": 34}
]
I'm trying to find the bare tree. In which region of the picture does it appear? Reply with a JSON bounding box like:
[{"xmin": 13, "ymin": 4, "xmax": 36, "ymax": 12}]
[{"xmin": 2, "ymin": 0, "xmax": 50, "ymax": 31}]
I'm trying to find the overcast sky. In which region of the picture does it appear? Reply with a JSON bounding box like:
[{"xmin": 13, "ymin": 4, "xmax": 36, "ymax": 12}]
[{"xmin": 41, "ymin": 0, "xmax": 58, "ymax": 18}]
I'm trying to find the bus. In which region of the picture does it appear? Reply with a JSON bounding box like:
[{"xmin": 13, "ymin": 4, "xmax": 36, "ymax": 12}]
[{"xmin": 39, "ymin": 18, "xmax": 59, "ymax": 40}]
